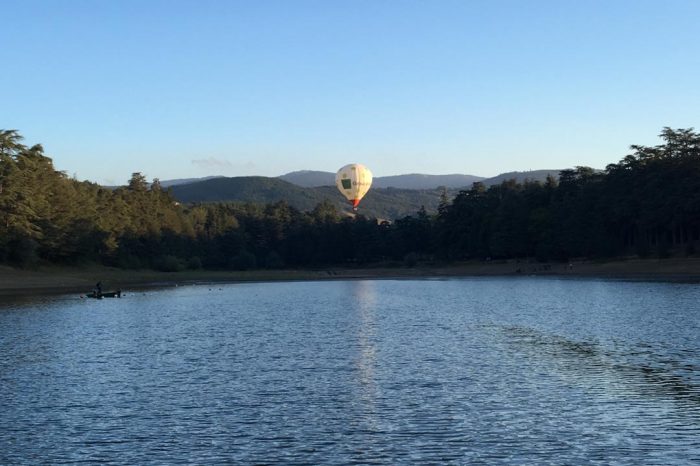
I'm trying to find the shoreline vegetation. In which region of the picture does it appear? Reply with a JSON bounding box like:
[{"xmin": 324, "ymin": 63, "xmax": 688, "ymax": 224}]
[{"xmin": 2, "ymin": 257, "xmax": 700, "ymax": 299}]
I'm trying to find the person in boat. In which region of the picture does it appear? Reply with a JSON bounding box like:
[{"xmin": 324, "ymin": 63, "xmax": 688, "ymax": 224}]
[{"xmin": 94, "ymin": 281, "xmax": 102, "ymax": 297}]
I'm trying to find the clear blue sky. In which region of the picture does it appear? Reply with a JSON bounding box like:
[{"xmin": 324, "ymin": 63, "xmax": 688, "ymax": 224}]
[{"xmin": 3, "ymin": 0, "xmax": 699, "ymax": 185}]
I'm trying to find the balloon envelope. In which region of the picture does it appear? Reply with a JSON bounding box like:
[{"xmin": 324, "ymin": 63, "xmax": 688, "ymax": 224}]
[{"xmin": 335, "ymin": 164, "xmax": 373, "ymax": 209}]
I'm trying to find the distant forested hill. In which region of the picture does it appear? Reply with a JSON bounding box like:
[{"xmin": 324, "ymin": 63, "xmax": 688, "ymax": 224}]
[
  {"xmin": 278, "ymin": 170, "xmax": 335, "ymax": 187},
  {"xmin": 160, "ymin": 176, "xmax": 224, "ymax": 187},
  {"xmin": 279, "ymin": 170, "xmax": 562, "ymax": 190},
  {"xmin": 481, "ymin": 170, "xmax": 563, "ymax": 186},
  {"xmin": 279, "ymin": 170, "xmax": 484, "ymax": 189},
  {"xmin": 170, "ymin": 177, "xmax": 324, "ymax": 208},
  {"xmin": 170, "ymin": 176, "xmax": 445, "ymax": 219},
  {"xmin": 373, "ymin": 173, "xmax": 484, "ymax": 189},
  {"xmin": 314, "ymin": 186, "xmax": 446, "ymax": 219},
  {"xmin": 169, "ymin": 171, "xmax": 572, "ymax": 219}
]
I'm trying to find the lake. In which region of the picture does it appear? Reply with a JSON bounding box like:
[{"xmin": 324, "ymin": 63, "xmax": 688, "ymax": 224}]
[{"xmin": 1, "ymin": 278, "xmax": 699, "ymax": 464}]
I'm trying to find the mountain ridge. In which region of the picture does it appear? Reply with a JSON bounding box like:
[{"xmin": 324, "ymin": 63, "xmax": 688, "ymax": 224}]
[
  {"xmin": 278, "ymin": 171, "xmax": 486, "ymax": 189},
  {"xmin": 277, "ymin": 169, "xmax": 562, "ymax": 189},
  {"xmin": 169, "ymin": 176, "xmax": 446, "ymax": 220},
  {"xmin": 159, "ymin": 169, "xmax": 564, "ymax": 190},
  {"xmin": 168, "ymin": 168, "xmax": 569, "ymax": 220}
]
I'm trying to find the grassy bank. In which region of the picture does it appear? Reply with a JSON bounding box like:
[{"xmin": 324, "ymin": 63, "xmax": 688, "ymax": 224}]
[{"xmin": 2, "ymin": 258, "xmax": 700, "ymax": 298}]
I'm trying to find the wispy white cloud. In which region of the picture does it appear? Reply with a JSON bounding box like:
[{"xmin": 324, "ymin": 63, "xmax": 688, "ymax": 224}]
[
  {"xmin": 190, "ymin": 157, "xmax": 258, "ymax": 174},
  {"xmin": 191, "ymin": 157, "xmax": 234, "ymax": 169}
]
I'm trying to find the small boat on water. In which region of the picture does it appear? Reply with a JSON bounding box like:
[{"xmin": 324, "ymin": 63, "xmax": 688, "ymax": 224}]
[{"xmin": 85, "ymin": 290, "xmax": 122, "ymax": 299}]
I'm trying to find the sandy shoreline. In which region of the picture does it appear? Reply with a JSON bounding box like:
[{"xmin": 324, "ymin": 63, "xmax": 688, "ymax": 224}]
[{"xmin": 1, "ymin": 258, "xmax": 699, "ymax": 299}]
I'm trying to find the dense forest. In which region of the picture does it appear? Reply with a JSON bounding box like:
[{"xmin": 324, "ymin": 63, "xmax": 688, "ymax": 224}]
[{"xmin": 0, "ymin": 128, "xmax": 698, "ymax": 271}]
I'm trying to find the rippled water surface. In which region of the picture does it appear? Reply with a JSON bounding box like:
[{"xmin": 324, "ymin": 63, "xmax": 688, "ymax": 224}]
[{"xmin": 1, "ymin": 278, "xmax": 699, "ymax": 464}]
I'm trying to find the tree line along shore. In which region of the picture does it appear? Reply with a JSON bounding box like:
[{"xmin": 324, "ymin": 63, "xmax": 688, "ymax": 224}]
[{"xmin": 1, "ymin": 127, "xmax": 699, "ymax": 284}]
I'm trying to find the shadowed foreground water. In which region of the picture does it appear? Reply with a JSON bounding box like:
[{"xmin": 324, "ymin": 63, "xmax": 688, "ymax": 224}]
[{"xmin": 1, "ymin": 278, "xmax": 699, "ymax": 464}]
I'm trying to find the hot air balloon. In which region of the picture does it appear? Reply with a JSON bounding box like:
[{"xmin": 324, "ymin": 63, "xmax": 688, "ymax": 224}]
[{"xmin": 335, "ymin": 164, "xmax": 372, "ymax": 210}]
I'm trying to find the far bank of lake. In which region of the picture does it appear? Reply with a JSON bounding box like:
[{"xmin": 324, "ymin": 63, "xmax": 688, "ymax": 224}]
[{"xmin": 2, "ymin": 257, "xmax": 700, "ymax": 298}]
